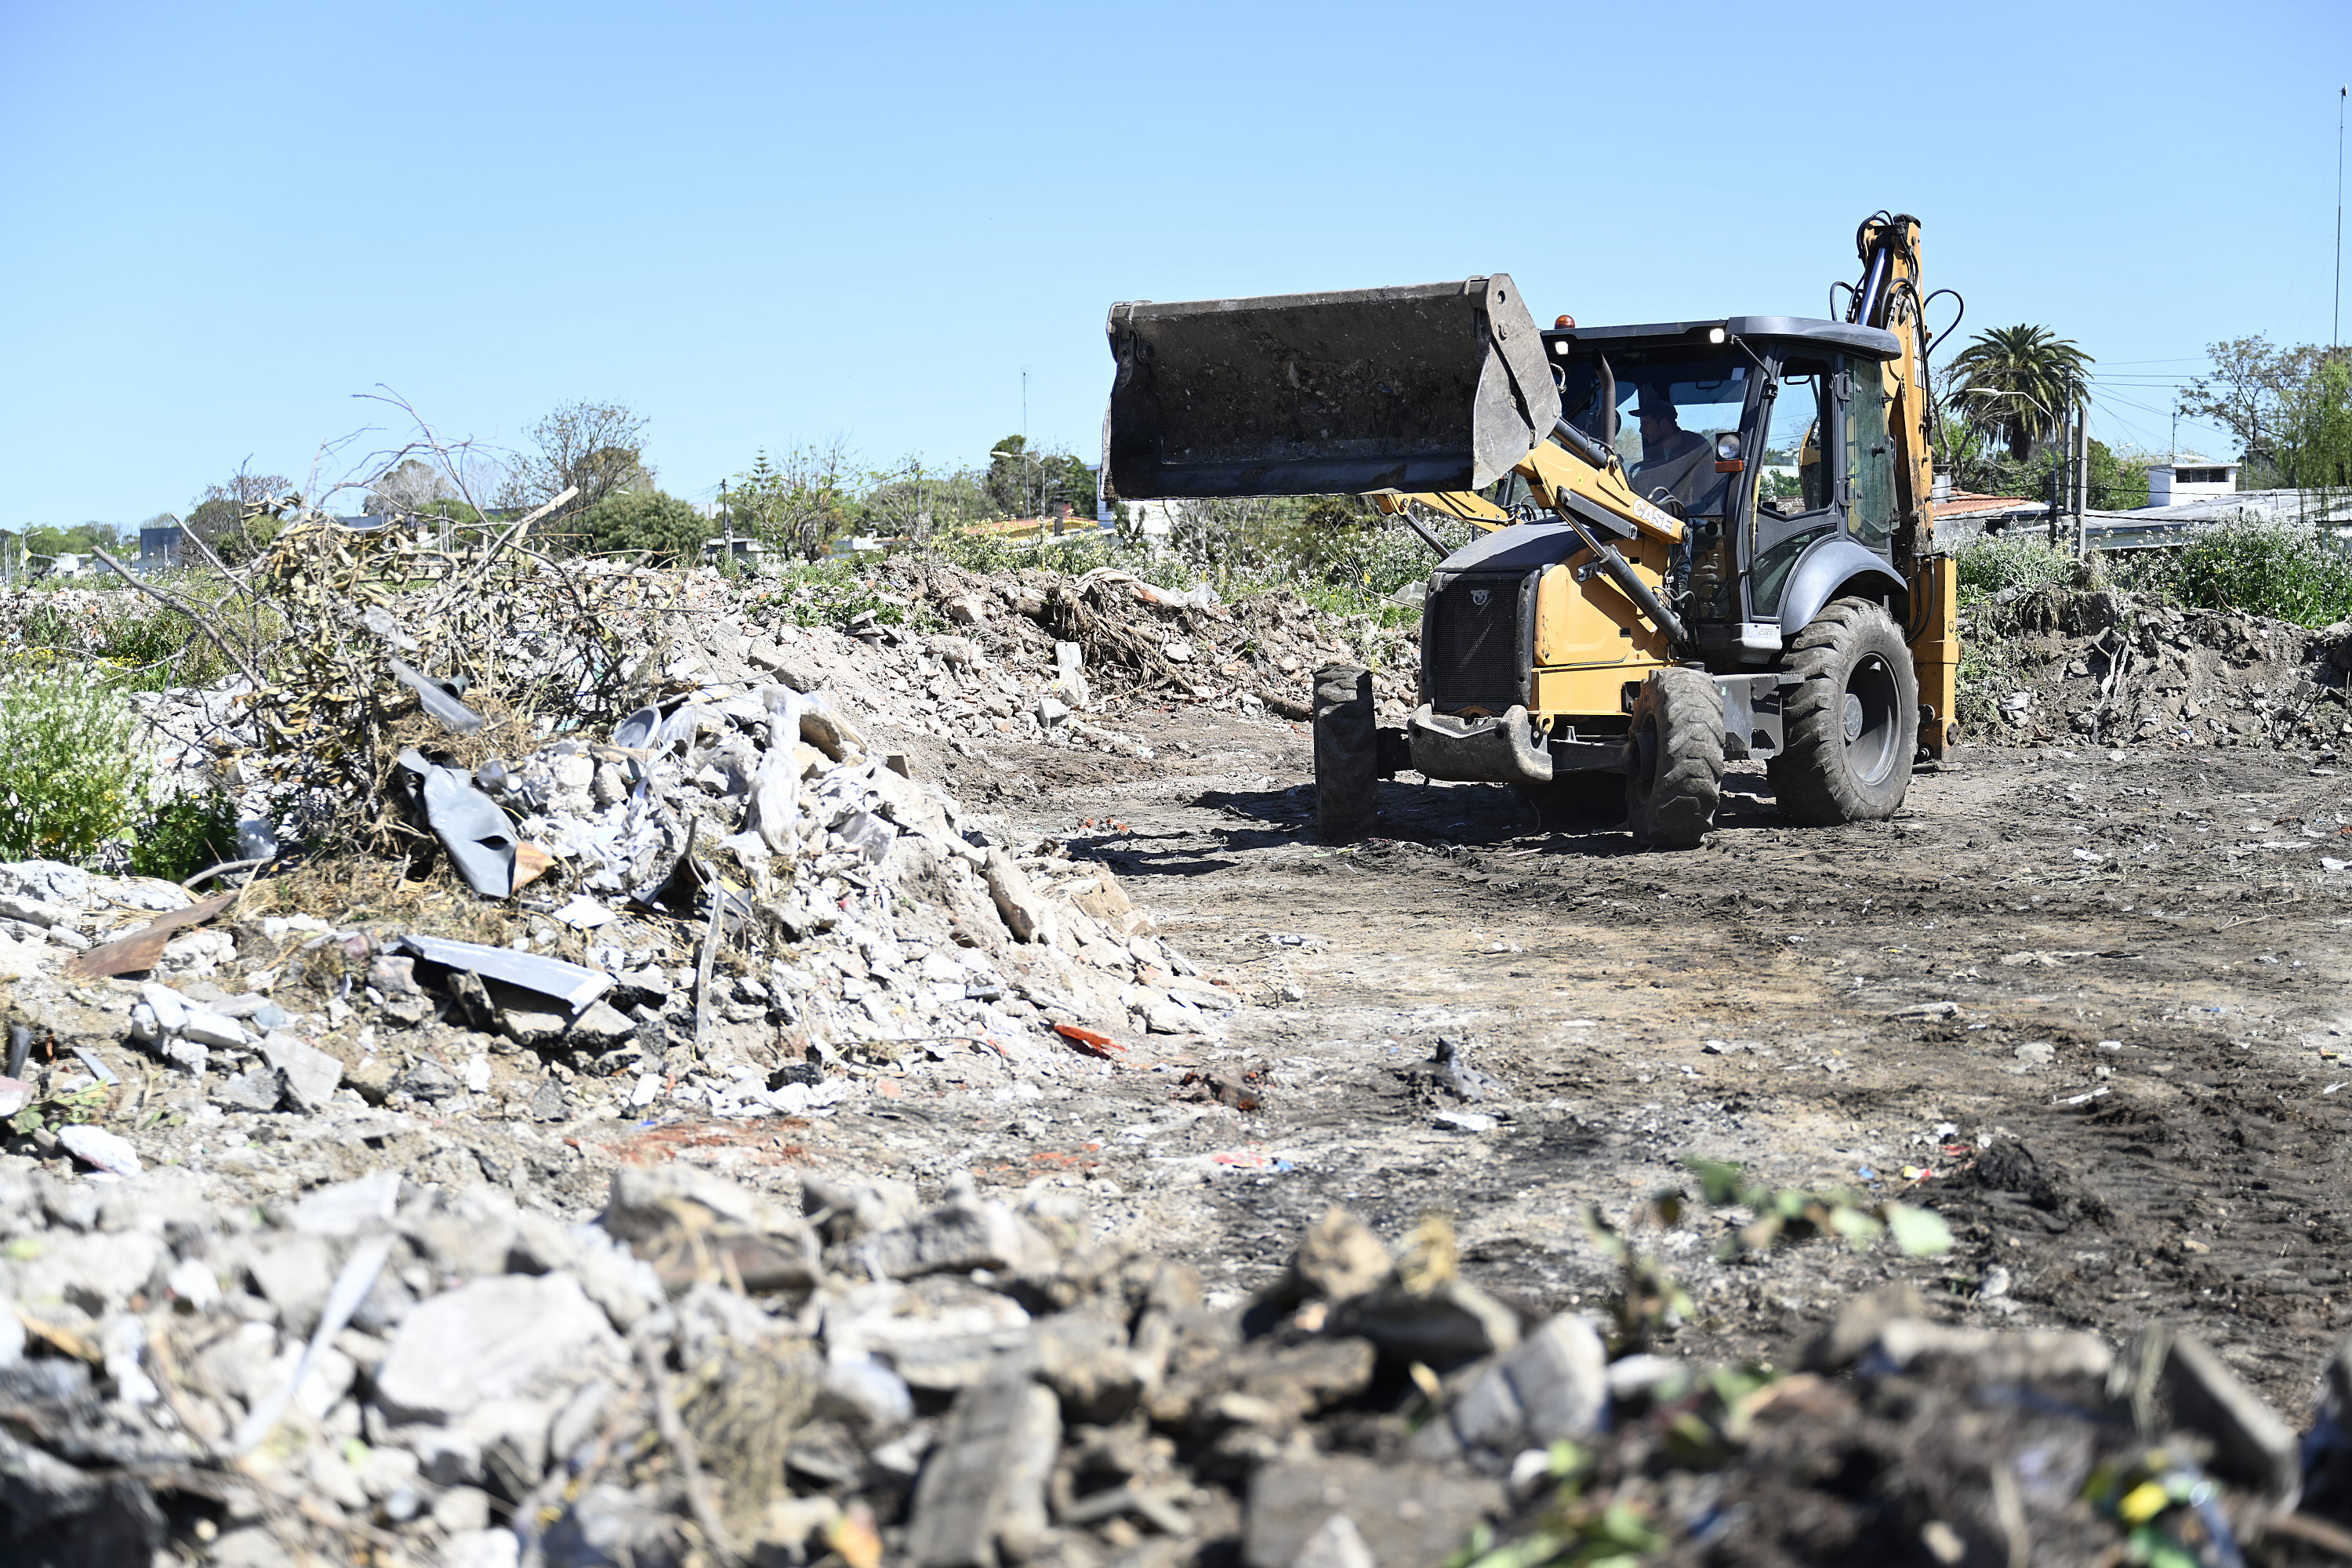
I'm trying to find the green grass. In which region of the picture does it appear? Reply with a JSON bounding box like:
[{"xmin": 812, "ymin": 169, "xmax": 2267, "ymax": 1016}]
[{"xmin": 14, "ymin": 585, "xmax": 259, "ymax": 691}]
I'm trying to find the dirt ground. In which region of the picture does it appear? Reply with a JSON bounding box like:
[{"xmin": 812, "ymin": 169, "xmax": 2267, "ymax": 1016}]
[{"xmin": 876, "ymin": 713, "xmax": 2352, "ymax": 1418}]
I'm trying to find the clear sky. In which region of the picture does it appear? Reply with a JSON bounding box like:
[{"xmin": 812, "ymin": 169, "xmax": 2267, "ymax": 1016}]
[{"xmin": 4, "ymin": 0, "xmax": 2348, "ymax": 528}]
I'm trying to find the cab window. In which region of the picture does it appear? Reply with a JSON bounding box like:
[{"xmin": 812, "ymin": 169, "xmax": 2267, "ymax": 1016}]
[
  {"xmin": 1846, "ymin": 362, "xmax": 1897, "ymax": 550},
  {"xmin": 1761, "ymin": 362, "xmax": 1828, "ymax": 520}
]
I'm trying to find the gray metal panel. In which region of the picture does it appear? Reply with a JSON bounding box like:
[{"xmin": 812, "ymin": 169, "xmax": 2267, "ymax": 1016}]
[
  {"xmin": 1543, "ymin": 317, "xmax": 1900, "ymax": 361},
  {"xmin": 1726, "ymin": 317, "xmax": 1902, "ymax": 359},
  {"xmin": 1776, "ymin": 536, "xmax": 1910, "ymax": 635},
  {"xmin": 1432, "ymin": 521, "xmax": 1582, "ymax": 574},
  {"xmin": 398, "ymin": 934, "xmax": 614, "ymax": 1012},
  {"xmin": 1406, "ymin": 704, "xmax": 1552, "ymax": 785}
]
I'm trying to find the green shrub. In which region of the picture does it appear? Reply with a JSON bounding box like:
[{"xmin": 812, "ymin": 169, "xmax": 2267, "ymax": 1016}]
[
  {"xmin": 14, "ymin": 591, "xmax": 249, "ymax": 691},
  {"xmin": 128, "ymin": 790, "xmax": 241, "ymax": 881},
  {"xmin": 573, "ymin": 490, "xmax": 711, "ymax": 563},
  {"xmin": 2161, "ymin": 523, "xmax": 2352, "ymax": 626},
  {"xmin": 754, "ymin": 557, "xmax": 937, "ymax": 632},
  {"xmin": 0, "ymin": 672, "xmax": 151, "ymax": 862},
  {"xmin": 1953, "ymin": 535, "xmax": 2082, "ymax": 604}
]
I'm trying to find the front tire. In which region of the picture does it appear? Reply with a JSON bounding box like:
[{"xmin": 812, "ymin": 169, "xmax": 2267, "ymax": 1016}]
[
  {"xmin": 1312, "ymin": 664, "xmax": 1377, "ymax": 841},
  {"xmin": 1625, "ymin": 667, "xmax": 1725, "ymax": 849},
  {"xmin": 1768, "ymin": 597, "xmax": 1918, "ymax": 826}
]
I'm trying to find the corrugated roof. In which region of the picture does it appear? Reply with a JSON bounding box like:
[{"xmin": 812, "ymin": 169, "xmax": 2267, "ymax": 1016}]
[{"xmin": 1933, "ymin": 491, "xmax": 2037, "ymax": 517}]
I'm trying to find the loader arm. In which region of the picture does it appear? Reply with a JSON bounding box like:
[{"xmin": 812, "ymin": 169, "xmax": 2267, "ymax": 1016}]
[
  {"xmin": 1377, "ymin": 422, "xmax": 1690, "ymax": 644},
  {"xmin": 1378, "ymin": 441, "xmax": 1684, "ymax": 542}
]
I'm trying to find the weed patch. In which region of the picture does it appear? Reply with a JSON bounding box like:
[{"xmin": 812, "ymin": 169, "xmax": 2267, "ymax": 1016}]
[{"xmin": 0, "ymin": 671, "xmax": 150, "ymax": 862}]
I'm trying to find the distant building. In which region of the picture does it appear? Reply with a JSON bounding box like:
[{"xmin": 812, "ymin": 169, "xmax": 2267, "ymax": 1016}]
[
  {"xmin": 1930, "ymin": 489, "xmax": 2044, "ymax": 539},
  {"xmin": 2147, "ymin": 459, "xmax": 2238, "ymax": 508},
  {"xmin": 136, "ymin": 524, "xmax": 183, "ymax": 570}
]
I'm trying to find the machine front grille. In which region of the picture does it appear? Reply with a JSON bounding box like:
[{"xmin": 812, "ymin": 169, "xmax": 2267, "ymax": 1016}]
[{"xmin": 1425, "ymin": 572, "xmax": 1525, "ymax": 713}]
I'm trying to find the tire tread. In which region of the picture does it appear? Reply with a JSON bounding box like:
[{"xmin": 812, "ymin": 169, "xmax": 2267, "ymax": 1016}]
[
  {"xmin": 1768, "ymin": 597, "xmax": 1918, "ymax": 826},
  {"xmin": 1627, "ymin": 666, "xmax": 1725, "ymax": 848},
  {"xmin": 1312, "ymin": 664, "xmax": 1377, "ymax": 841}
]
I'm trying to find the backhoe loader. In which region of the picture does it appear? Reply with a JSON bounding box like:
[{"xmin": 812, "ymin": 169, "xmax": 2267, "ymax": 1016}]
[{"xmin": 1103, "ymin": 212, "xmax": 1961, "ymax": 848}]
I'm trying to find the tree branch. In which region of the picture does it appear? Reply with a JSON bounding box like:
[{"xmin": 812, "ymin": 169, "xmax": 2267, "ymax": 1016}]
[{"xmin": 88, "ymin": 548, "xmax": 268, "ymax": 691}]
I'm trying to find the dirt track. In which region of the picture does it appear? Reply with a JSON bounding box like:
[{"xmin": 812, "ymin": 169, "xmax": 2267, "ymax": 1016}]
[{"xmin": 898, "ymin": 715, "xmax": 2352, "ymax": 1413}]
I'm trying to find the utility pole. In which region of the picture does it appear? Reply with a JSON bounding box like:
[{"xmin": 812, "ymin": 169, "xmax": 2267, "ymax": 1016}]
[
  {"xmin": 2338, "ymin": 85, "xmax": 2347, "ymax": 347},
  {"xmin": 2073, "ymin": 395, "xmax": 2089, "ymax": 559}
]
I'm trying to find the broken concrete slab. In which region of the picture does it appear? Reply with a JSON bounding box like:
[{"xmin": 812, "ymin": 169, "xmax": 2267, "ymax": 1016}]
[
  {"xmin": 906, "ymin": 1362, "xmax": 1061, "ymax": 1568},
  {"xmin": 1415, "ymin": 1312, "xmax": 1607, "ymax": 1462},
  {"xmin": 374, "ymin": 1272, "xmax": 622, "ymax": 1425},
  {"xmin": 2158, "ymin": 1330, "xmax": 2299, "ymax": 1502},
  {"xmin": 862, "ymin": 1196, "xmax": 1058, "ymax": 1281},
  {"xmin": 401, "ymin": 932, "xmax": 614, "ymax": 1012},
  {"xmin": 983, "ymin": 851, "xmax": 1049, "ymax": 945},
  {"xmin": 1243, "ymin": 1454, "xmax": 1503, "ymax": 1568},
  {"xmin": 1331, "ymin": 1278, "xmax": 1519, "ymax": 1370},
  {"xmin": 214, "ymin": 1068, "xmax": 284, "ymax": 1112},
  {"xmin": 258, "ymin": 1033, "xmax": 344, "ymax": 1112}
]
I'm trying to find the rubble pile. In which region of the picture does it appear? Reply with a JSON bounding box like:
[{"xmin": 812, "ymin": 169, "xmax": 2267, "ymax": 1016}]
[
  {"xmin": 23, "ymin": 537, "xmax": 2352, "ymax": 1563},
  {"xmin": 1965, "ymin": 586, "xmax": 2352, "ymax": 751},
  {"xmin": 9, "ymin": 1158, "xmax": 2352, "ymax": 1568},
  {"xmin": 732, "ymin": 557, "xmax": 1418, "ymax": 731}
]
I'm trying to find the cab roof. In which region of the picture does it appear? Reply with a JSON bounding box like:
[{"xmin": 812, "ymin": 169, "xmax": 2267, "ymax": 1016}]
[{"xmin": 1542, "ymin": 315, "xmax": 1901, "ymax": 361}]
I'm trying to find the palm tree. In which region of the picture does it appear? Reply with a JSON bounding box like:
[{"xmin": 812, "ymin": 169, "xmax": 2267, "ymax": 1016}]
[{"xmin": 1947, "ymin": 325, "xmax": 2094, "ymax": 461}]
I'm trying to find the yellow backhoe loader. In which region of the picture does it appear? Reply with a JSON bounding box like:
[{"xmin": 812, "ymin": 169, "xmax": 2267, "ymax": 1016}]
[{"xmin": 1104, "ymin": 212, "xmax": 1961, "ymax": 847}]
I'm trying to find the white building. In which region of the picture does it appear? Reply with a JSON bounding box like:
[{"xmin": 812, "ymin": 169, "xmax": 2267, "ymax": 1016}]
[{"xmin": 2147, "ymin": 459, "xmax": 2238, "ymax": 508}]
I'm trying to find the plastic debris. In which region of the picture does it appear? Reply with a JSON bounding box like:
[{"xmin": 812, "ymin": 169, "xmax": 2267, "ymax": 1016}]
[
  {"xmin": 1054, "ymin": 1022, "xmax": 1127, "ymax": 1058},
  {"xmin": 395, "ymin": 748, "xmax": 519, "ymax": 898},
  {"xmin": 398, "ymin": 932, "xmax": 615, "ymax": 1011},
  {"xmin": 387, "ymin": 657, "xmax": 486, "ymax": 734}
]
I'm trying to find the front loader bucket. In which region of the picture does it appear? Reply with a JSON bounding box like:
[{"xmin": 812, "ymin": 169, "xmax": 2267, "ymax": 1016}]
[{"xmin": 1105, "ymin": 275, "xmax": 1560, "ymax": 499}]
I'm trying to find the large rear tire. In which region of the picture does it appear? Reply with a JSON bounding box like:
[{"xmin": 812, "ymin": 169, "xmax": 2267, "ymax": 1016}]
[
  {"xmin": 1767, "ymin": 597, "xmax": 1918, "ymax": 826},
  {"xmin": 1313, "ymin": 664, "xmax": 1377, "ymax": 841},
  {"xmin": 1625, "ymin": 667, "xmax": 1724, "ymax": 849}
]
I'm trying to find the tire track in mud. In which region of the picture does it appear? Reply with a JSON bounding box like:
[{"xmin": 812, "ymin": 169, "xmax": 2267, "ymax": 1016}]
[{"xmin": 1013, "ymin": 719, "xmax": 2352, "ymax": 1406}]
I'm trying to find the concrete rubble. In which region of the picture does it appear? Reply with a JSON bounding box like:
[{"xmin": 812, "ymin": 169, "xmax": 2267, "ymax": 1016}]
[
  {"xmin": 1969, "ymin": 583, "xmax": 2352, "ymax": 750},
  {"xmin": 10, "ymin": 551, "xmax": 2352, "ymax": 1564},
  {"xmin": 8, "ymin": 1150, "xmax": 2352, "ymax": 1566}
]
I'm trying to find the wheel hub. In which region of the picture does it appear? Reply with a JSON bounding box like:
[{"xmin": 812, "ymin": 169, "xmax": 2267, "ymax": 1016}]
[{"xmin": 1844, "ymin": 654, "xmax": 1900, "ymax": 786}]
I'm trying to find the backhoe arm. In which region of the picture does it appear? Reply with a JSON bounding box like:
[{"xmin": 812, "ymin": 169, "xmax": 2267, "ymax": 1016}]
[
  {"xmin": 1846, "ymin": 211, "xmax": 1958, "ymax": 755},
  {"xmin": 1848, "ymin": 214, "xmax": 1934, "ymax": 564}
]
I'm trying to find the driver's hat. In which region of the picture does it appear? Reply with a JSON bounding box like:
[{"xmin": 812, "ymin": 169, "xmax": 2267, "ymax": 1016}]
[{"xmin": 1633, "ymin": 384, "xmax": 1678, "ymax": 419}]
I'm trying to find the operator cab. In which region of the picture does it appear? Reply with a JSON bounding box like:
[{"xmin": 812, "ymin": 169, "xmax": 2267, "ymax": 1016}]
[{"xmin": 1504, "ymin": 317, "xmax": 1904, "ymax": 645}]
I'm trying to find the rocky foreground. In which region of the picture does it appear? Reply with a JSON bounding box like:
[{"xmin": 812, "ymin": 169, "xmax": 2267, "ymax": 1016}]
[
  {"xmin": 17, "ymin": 1139, "xmax": 2352, "ymax": 1568},
  {"xmin": 12, "ymin": 553, "xmax": 2352, "ymax": 1565}
]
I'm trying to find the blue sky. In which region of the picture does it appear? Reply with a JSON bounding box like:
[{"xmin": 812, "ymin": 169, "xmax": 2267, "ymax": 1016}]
[{"xmin": 4, "ymin": 0, "xmax": 2348, "ymax": 528}]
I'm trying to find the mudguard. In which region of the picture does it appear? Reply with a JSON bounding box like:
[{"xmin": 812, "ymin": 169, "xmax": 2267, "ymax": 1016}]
[{"xmin": 1777, "ymin": 536, "xmax": 1909, "ymax": 636}]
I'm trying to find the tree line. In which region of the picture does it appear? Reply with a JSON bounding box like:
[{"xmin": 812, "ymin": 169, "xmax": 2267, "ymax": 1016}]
[
  {"xmin": 1933, "ymin": 322, "xmax": 2352, "ymax": 508},
  {"xmin": 35, "ymin": 332, "xmax": 2352, "ymax": 568},
  {"xmin": 100, "ymin": 403, "xmax": 1107, "ymax": 567}
]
